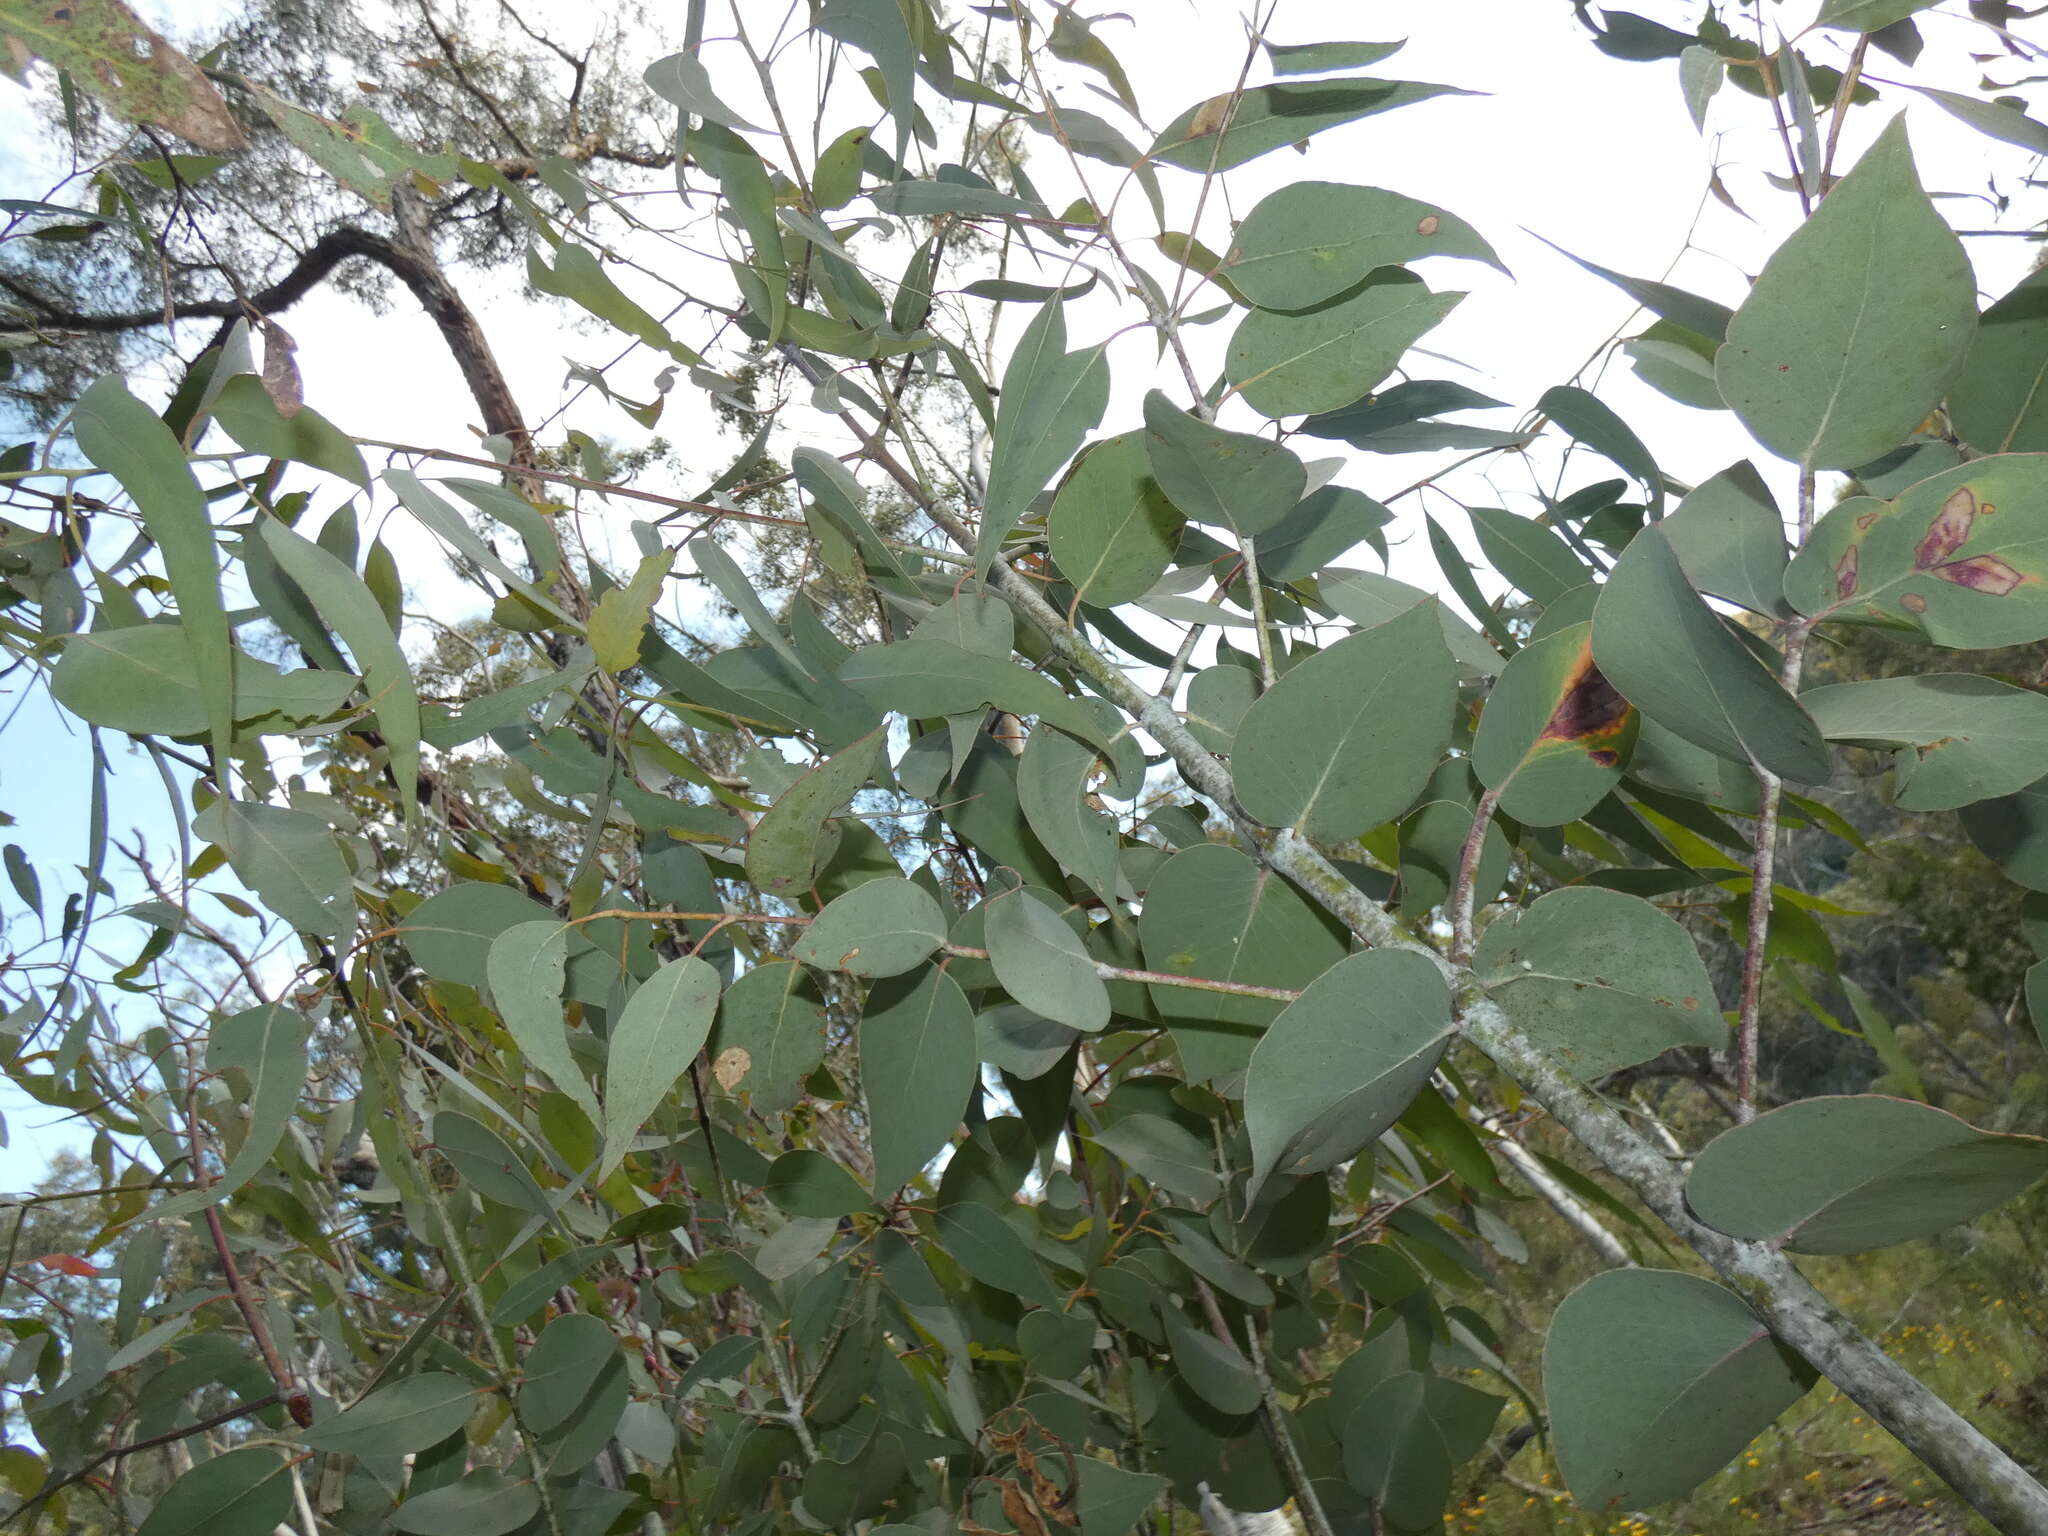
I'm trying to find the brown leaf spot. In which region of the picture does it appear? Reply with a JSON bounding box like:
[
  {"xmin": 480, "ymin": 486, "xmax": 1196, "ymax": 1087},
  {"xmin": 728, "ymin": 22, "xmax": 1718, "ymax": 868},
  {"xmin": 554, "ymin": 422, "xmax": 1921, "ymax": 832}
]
[
  {"xmin": 1537, "ymin": 640, "xmax": 1632, "ymax": 749},
  {"xmin": 1855, "ymin": 510, "xmax": 1880, "ymax": 531},
  {"xmin": 1416, "ymin": 214, "xmax": 1441, "ymax": 236},
  {"xmin": 1588, "ymin": 749, "xmax": 1620, "ymax": 767},
  {"xmin": 260, "ymin": 320, "xmax": 303, "ymax": 418},
  {"xmin": 711, "ymin": 1046, "xmax": 750, "ymax": 1091},
  {"xmin": 1900, "ymin": 592, "xmax": 1929, "ymax": 614},
  {"xmin": 1835, "ymin": 545, "xmax": 1859, "ymax": 601},
  {"xmin": 1915, "ymin": 486, "xmax": 1977, "ymax": 569},
  {"xmin": 1935, "ymin": 554, "xmax": 2025, "ymax": 595},
  {"xmin": 1187, "ymin": 95, "xmax": 1234, "ymax": 139}
]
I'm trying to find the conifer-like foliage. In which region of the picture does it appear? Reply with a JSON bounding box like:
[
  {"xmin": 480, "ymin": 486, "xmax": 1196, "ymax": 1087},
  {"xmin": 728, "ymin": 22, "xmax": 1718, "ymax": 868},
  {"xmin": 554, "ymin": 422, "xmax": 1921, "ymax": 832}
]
[{"xmin": 4, "ymin": 2, "xmax": 2048, "ymax": 1534}]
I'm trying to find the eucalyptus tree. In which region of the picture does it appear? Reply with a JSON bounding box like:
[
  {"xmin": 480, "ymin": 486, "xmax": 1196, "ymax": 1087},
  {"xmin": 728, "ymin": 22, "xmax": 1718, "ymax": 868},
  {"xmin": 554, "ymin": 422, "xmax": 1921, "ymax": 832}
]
[{"xmin": 5, "ymin": 3, "xmax": 2048, "ymax": 1536}]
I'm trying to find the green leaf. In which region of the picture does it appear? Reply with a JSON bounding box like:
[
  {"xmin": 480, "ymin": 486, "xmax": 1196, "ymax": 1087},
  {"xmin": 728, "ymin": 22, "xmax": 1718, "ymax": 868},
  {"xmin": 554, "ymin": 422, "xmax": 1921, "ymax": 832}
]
[
  {"xmin": 1342, "ymin": 1372, "xmax": 1504, "ymax": 1530},
  {"xmin": 1075, "ymin": 1461, "xmax": 1169, "ymax": 1536},
  {"xmin": 1141, "ymin": 390, "xmax": 1306, "ymax": 538},
  {"xmin": 1047, "ymin": 432, "xmax": 1182, "ymax": 607},
  {"xmin": 688, "ymin": 532, "xmax": 814, "ymax": 680},
  {"xmin": 74, "ymin": 379, "xmax": 233, "ymax": 765},
  {"xmin": 1532, "ymin": 235, "xmax": 1734, "ymax": 341},
  {"xmin": 1801, "ymin": 673, "xmax": 2048, "ymax": 811},
  {"xmin": 527, "ymin": 244, "xmax": 696, "ymax": 366},
  {"xmin": 1263, "ymin": 38, "xmax": 1404, "ymax": 74},
  {"xmin": 519, "ymin": 1313, "xmax": 627, "ymax": 1474},
  {"xmin": 1963, "ymin": 774, "xmax": 2048, "ymax": 892},
  {"xmin": 1473, "ymin": 886, "xmax": 1724, "ymax": 1078},
  {"xmin": 793, "ymin": 877, "xmax": 947, "ymax": 978},
  {"xmin": 695, "ymin": 124, "xmax": 788, "ymax": 344},
  {"xmin": 745, "ymin": 727, "xmax": 886, "ymax": 897},
  {"xmin": 979, "ymin": 299, "xmax": 1111, "ymax": 573},
  {"xmin": 403, "ymin": 881, "xmax": 554, "ymax": 989},
  {"xmin": 1018, "ymin": 709, "xmax": 1126, "ymax": 909},
  {"xmin": 258, "ymin": 515, "xmax": 421, "ymax": 822},
  {"xmin": 1815, "ymin": 0, "xmax": 1935, "ymax": 31},
  {"xmin": 1258, "ymin": 485, "xmax": 1391, "ymax": 583},
  {"xmin": 1685, "ymin": 1095, "xmax": 2048, "ymax": 1253},
  {"xmin": 1546, "ymin": 1269, "xmax": 1815, "ymax": 1510},
  {"xmin": 196, "ymin": 800, "xmax": 353, "ymax": 942},
  {"xmin": 588, "ymin": 549, "xmax": 672, "ymax": 673},
  {"xmin": 1091, "ymin": 1115, "xmax": 1222, "ymax": 1203},
  {"xmin": 676, "ymin": 1335, "xmax": 762, "ymax": 1400},
  {"xmin": 1591, "ymin": 526, "xmax": 1830, "ymax": 782},
  {"xmin": 1244, "ymin": 949, "xmax": 1452, "ymax": 1200},
  {"xmin": 1840, "ymin": 978, "xmax": 1927, "ymax": 1101},
  {"xmin": 867, "ymin": 179, "xmax": 1038, "ymax": 219},
  {"xmin": 1660, "ymin": 461, "xmax": 1789, "ymax": 617},
  {"xmin": 389, "ymin": 1472, "xmax": 539, "ymax": 1536},
  {"xmin": 250, "ymin": 87, "xmax": 448, "ymax": 207},
  {"xmin": 144, "ymin": 1002, "xmax": 308, "ymax": 1226},
  {"xmin": 487, "ymin": 921, "xmax": 602, "ymax": 1128},
  {"xmin": 1951, "ymin": 268, "xmax": 2048, "ymax": 454},
  {"xmin": 1783, "ymin": 458, "xmax": 2048, "ymax": 646},
  {"xmin": 49, "ymin": 624, "xmax": 357, "ymax": 738},
  {"xmin": 984, "ymin": 888, "xmax": 1110, "ymax": 1032},
  {"xmin": 839, "ymin": 637, "xmax": 1117, "ymax": 758},
  {"xmin": 817, "ymin": 0, "xmax": 919, "ymax": 164},
  {"xmin": 601, "ymin": 956, "xmax": 721, "ymax": 1179},
  {"xmin": 641, "ymin": 51, "xmax": 761, "ymax": 132},
  {"xmin": 1466, "ymin": 505, "xmax": 1588, "ymax": 605},
  {"xmin": 765, "ymin": 1149, "xmax": 873, "ymax": 1217},
  {"xmin": 862, "ymin": 964, "xmax": 976, "ymax": 1192},
  {"xmin": 1224, "ymin": 182, "xmax": 1500, "ymax": 311},
  {"xmin": 933, "ymin": 1201, "xmax": 1061, "ymax": 1307},
  {"xmin": 490, "ymin": 1246, "xmax": 608, "ymax": 1325},
  {"xmin": 1138, "ymin": 843, "xmax": 1349, "ymax": 1085},
  {"xmin": 0, "ymin": 0, "xmax": 245, "ymax": 152},
  {"xmin": 1716, "ymin": 117, "xmax": 1974, "ymax": 470},
  {"xmin": 1905, "ymin": 82, "xmax": 2048, "ymax": 155},
  {"xmin": 1148, "ymin": 80, "xmax": 1469, "ymax": 172},
  {"xmin": 1227, "ymin": 271, "xmax": 1462, "ymax": 419},
  {"xmin": 432, "ymin": 1110, "xmax": 553, "ymax": 1219},
  {"xmin": 136, "ymin": 1449, "xmax": 293, "ymax": 1536},
  {"xmin": 304, "ymin": 1373, "xmax": 477, "ymax": 1456},
  {"xmin": 1318, "ymin": 567, "xmax": 1502, "ymax": 676},
  {"xmin": 208, "ymin": 375, "xmax": 368, "ymax": 486},
  {"xmin": 1233, "ymin": 600, "xmax": 1457, "ymax": 842},
  {"xmin": 712, "ymin": 960, "xmax": 829, "ymax": 1112},
  {"xmin": 1159, "ymin": 1304, "xmax": 1260, "ymax": 1415},
  {"xmin": 1471, "ymin": 622, "xmax": 1635, "ymax": 827},
  {"xmin": 1538, "ymin": 385, "xmax": 1662, "ymax": 511}
]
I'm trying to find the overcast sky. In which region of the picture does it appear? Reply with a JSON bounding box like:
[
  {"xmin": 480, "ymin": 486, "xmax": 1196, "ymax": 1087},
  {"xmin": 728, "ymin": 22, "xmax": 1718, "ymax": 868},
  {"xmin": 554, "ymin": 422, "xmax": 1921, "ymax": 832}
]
[{"xmin": 1, "ymin": 0, "xmax": 2041, "ymax": 1188}]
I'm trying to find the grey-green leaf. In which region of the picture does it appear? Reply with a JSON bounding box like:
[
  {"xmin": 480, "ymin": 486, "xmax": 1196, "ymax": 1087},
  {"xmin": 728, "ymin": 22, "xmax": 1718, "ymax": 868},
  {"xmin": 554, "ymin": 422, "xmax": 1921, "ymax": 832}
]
[
  {"xmin": 984, "ymin": 888, "xmax": 1110, "ymax": 1032},
  {"xmin": 1228, "ymin": 272, "xmax": 1462, "ymax": 419},
  {"xmin": 1950, "ymin": 268, "xmax": 2048, "ymax": 455},
  {"xmin": 745, "ymin": 726, "xmax": 886, "ymax": 896},
  {"xmin": 793, "ymin": 877, "xmax": 947, "ymax": 978},
  {"xmin": 305, "ymin": 1373, "xmax": 478, "ymax": 1456},
  {"xmin": 487, "ymin": 920, "xmax": 601, "ymax": 1128},
  {"xmin": 1716, "ymin": 116, "xmax": 1975, "ymax": 470},
  {"xmin": 979, "ymin": 299, "xmax": 1110, "ymax": 573},
  {"xmin": 601, "ymin": 956, "xmax": 721, "ymax": 1179},
  {"xmin": 1546, "ymin": 1270, "xmax": 1814, "ymax": 1510},
  {"xmin": 145, "ymin": 1002, "xmax": 309, "ymax": 1225},
  {"xmin": 1225, "ymin": 182, "xmax": 1500, "ymax": 311},
  {"xmin": 1141, "ymin": 390, "xmax": 1306, "ymax": 538},
  {"xmin": 1591, "ymin": 526, "xmax": 1830, "ymax": 783},
  {"xmin": 1660, "ymin": 461, "xmax": 1789, "ymax": 617},
  {"xmin": 863, "ymin": 964, "xmax": 976, "ymax": 1192},
  {"xmin": 1048, "ymin": 432, "xmax": 1181, "ymax": 607},
  {"xmin": 1244, "ymin": 949, "xmax": 1452, "ymax": 1200},
  {"xmin": 1233, "ymin": 599, "xmax": 1456, "ymax": 842},
  {"xmin": 1684, "ymin": 1095, "xmax": 2048, "ymax": 1253},
  {"xmin": 1148, "ymin": 80, "xmax": 1468, "ymax": 171},
  {"xmin": 137, "ymin": 1449, "xmax": 294, "ymax": 1536},
  {"xmin": 1801, "ymin": 673, "xmax": 2048, "ymax": 811}
]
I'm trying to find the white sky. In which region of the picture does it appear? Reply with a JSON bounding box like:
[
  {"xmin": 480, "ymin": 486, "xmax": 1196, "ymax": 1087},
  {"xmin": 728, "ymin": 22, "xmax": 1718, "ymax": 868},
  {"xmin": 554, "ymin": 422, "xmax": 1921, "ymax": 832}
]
[{"xmin": 0, "ymin": 0, "xmax": 2042, "ymax": 1188}]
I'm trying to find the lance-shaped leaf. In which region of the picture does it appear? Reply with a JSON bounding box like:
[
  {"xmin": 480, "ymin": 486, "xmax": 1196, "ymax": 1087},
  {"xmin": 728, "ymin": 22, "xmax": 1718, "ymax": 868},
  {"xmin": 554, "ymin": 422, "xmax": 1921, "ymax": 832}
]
[
  {"xmin": 839, "ymin": 637, "xmax": 1118, "ymax": 757},
  {"xmin": 432, "ymin": 1109, "xmax": 553, "ymax": 1219},
  {"xmin": 816, "ymin": 0, "xmax": 918, "ymax": 165},
  {"xmin": 1225, "ymin": 181, "xmax": 1501, "ymax": 311},
  {"xmin": 1473, "ymin": 886, "xmax": 1723, "ymax": 1078},
  {"xmin": 141, "ymin": 1003, "xmax": 308, "ymax": 1227},
  {"xmin": 933, "ymin": 1200, "xmax": 1062, "ymax": 1307},
  {"xmin": 978, "ymin": 299, "xmax": 1110, "ymax": 573},
  {"xmin": 1342, "ymin": 1373, "xmax": 1504, "ymax": 1531},
  {"xmin": 1244, "ymin": 949, "xmax": 1452, "ymax": 1200},
  {"xmin": 49, "ymin": 625, "xmax": 358, "ymax": 738},
  {"xmin": 1148, "ymin": 80, "xmax": 1467, "ymax": 171},
  {"xmin": 488, "ymin": 921, "xmax": 603, "ymax": 1128},
  {"xmin": 1685, "ymin": 1095, "xmax": 2048, "ymax": 1253},
  {"xmin": 1471, "ymin": 622, "xmax": 1635, "ymax": 827},
  {"xmin": 259, "ymin": 515, "xmax": 422, "ymax": 819},
  {"xmin": 793, "ymin": 877, "xmax": 947, "ymax": 978},
  {"xmin": 389, "ymin": 1472, "xmax": 538, "ymax": 1536},
  {"xmin": 1660, "ymin": 461, "xmax": 1789, "ymax": 617},
  {"xmin": 1592, "ymin": 526, "xmax": 1830, "ymax": 783},
  {"xmin": 1538, "ymin": 385, "xmax": 1662, "ymax": 511},
  {"xmin": 1530, "ymin": 234, "xmax": 1732, "ymax": 342},
  {"xmin": 1233, "ymin": 599, "xmax": 1456, "ymax": 842},
  {"xmin": 1141, "ymin": 390, "xmax": 1306, "ymax": 538},
  {"xmin": 304, "ymin": 1373, "xmax": 478, "ymax": 1457},
  {"xmin": 1800, "ymin": 674, "xmax": 2048, "ymax": 811},
  {"xmin": 1816, "ymin": 0, "xmax": 1936, "ymax": 30},
  {"xmin": 589, "ymin": 549, "xmax": 673, "ymax": 673},
  {"xmin": 520, "ymin": 1312, "xmax": 628, "ymax": 1473},
  {"xmin": 1091, "ymin": 1115, "xmax": 1221, "ymax": 1203},
  {"xmin": 1138, "ymin": 843, "xmax": 1350, "ymax": 1085},
  {"xmin": 1017, "ymin": 710, "xmax": 1126, "ymax": 909},
  {"xmin": 711, "ymin": 960, "xmax": 828, "ymax": 1112},
  {"xmin": 0, "ymin": 0, "xmax": 246, "ymax": 150},
  {"xmin": 1159, "ymin": 1302, "xmax": 1260, "ymax": 1415},
  {"xmin": 862, "ymin": 964, "xmax": 976, "ymax": 1192},
  {"xmin": 1466, "ymin": 505, "xmax": 1588, "ymax": 605},
  {"xmin": 745, "ymin": 726, "xmax": 886, "ymax": 896},
  {"xmin": 196, "ymin": 800, "xmax": 353, "ymax": 943},
  {"xmin": 1716, "ymin": 117, "xmax": 1974, "ymax": 470},
  {"xmin": 1951, "ymin": 268, "xmax": 2048, "ymax": 455},
  {"xmin": 1048, "ymin": 431, "xmax": 1182, "ymax": 607},
  {"xmin": 208, "ymin": 374, "xmax": 368, "ymax": 486},
  {"xmin": 388, "ymin": 470, "xmax": 573, "ymax": 624},
  {"xmin": 1784, "ymin": 458, "xmax": 2048, "ymax": 647},
  {"xmin": 600, "ymin": 956, "xmax": 720, "ymax": 1179},
  {"xmin": 984, "ymin": 888, "xmax": 1110, "ymax": 1032},
  {"xmin": 74, "ymin": 379, "xmax": 233, "ymax": 763},
  {"xmin": 1228, "ymin": 271, "xmax": 1463, "ymax": 419},
  {"xmin": 1546, "ymin": 1269, "xmax": 1815, "ymax": 1510},
  {"xmin": 136, "ymin": 1449, "xmax": 293, "ymax": 1536},
  {"xmin": 642, "ymin": 50, "xmax": 761, "ymax": 132}
]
